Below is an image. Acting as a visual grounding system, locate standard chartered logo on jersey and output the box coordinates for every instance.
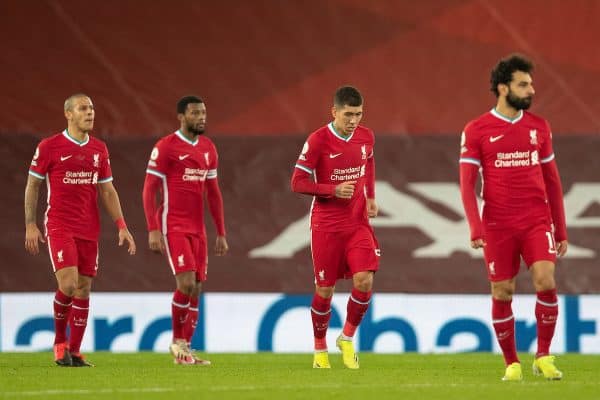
[495,150,538,167]
[63,170,98,184]
[250,181,599,259]
[330,165,365,181]
[182,168,207,181]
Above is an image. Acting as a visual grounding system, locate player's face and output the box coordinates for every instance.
[332,104,363,136]
[505,71,535,110]
[65,97,94,133]
[181,102,207,136]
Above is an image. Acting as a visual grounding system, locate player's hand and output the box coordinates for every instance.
[25,223,45,255]
[215,235,228,256]
[556,240,568,257]
[367,198,378,218]
[470,238,486,249]
[118,228,136,255]
[148,230,165,254]
[335,181,356,199]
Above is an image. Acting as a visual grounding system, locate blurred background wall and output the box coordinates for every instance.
[2,0,600,294]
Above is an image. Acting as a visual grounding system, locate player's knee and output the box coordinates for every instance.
[353,274,373,292]
[492,284,514,300]
[533,275,555,291]
[316,286,334,299]
[177,281,195,295]
[59,281,77,297]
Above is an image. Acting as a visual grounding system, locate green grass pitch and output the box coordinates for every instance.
[1,353,599,399]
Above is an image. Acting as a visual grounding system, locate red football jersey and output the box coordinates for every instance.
[459,109,556,228]
[295,123,374,232]
[146,130,218,234]
[28,130,113,240]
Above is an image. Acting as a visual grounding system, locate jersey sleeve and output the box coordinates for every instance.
[28,140,51,180]
[146,140,169,179]
[207,142,219,180]
[294,132,321,175]
[98,143,113,183]
[458,122,481,167]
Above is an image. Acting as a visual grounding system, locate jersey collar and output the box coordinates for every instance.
[490,108,523,124]
[62,129,89,146]
[175,129,199,146]
[327,122,354,142]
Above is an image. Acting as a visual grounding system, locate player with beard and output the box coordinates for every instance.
[459,55,567,381]
[143,96,228,365]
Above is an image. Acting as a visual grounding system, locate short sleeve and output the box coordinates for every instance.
[459,123,481,167]
[295,133,321,174]
[146,140,170,178]
[28,141,50,180]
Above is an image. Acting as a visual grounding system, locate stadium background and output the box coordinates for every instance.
[1,1,599,353]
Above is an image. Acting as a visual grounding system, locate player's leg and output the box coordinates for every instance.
[184,235,210,365]
[69,274,94,367]
[523,225,562,379]
[68,238,98,367]
[165,233,196,364]
[338,226,380,369]
[48,234,78,366]
[310,230,342,368]
[484,229,522,381]
[312,285,334,368]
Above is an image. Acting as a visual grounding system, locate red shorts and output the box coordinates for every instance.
[164,232,208,281]
[483,222,557,282]
[311,225,380,287]
[46,233,99,277]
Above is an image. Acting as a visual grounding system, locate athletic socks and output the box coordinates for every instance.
[53,290,72,345]
[311,294,332,351]
[171,289,190,341]
[343,289,372,338]
[492,297,519,365]
[68,297,89,355]
[184,296,199,344]
[535,288,558,358]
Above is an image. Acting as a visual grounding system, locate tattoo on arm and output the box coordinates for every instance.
[24,176,41,225]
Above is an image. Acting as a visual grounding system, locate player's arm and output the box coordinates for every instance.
[459,128,484,249]
[142,173,165,254]
[365,148,378,217]
[98,181,136,255]
[205,177,228,256]
[24,174,45,255]
[541,159,568,256]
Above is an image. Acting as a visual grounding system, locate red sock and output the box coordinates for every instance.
[311,294,332,351]
[536,288,558,358]
[172,290,190,341]
[492,298,519,365]
[53,290,72,345]
[69,297,89,355]
[343,289,371,338]
[184,296,199,344]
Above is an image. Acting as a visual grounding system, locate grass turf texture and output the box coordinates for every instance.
[1,353,599,399]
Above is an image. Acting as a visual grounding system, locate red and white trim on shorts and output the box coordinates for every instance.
[47,235,58,272]
[172,299,190,309]
[163,234,177,274]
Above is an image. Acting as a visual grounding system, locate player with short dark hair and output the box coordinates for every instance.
[24,94,136,367]
[460,54,567,381]
[143,95,228,365]
[292,86,380,369]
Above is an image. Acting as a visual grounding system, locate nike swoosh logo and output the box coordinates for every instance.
[329,153,342,158]
[489,135,504,143]
[60,155,72,161]
[179,154,190,160]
